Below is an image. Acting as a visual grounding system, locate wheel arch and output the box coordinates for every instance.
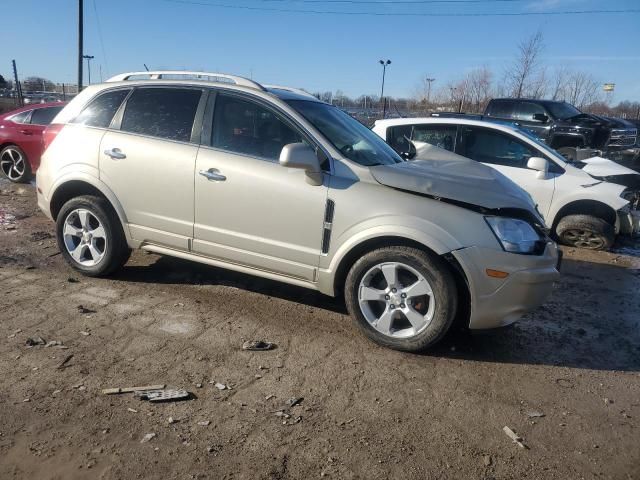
[550,199,617,231]
[49,178,133,244]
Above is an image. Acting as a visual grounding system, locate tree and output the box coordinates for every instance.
[0,74,7,89]
[504,31,545,98]
[565,70,600,108]
[22,76,56,92]
[465,66,493,112]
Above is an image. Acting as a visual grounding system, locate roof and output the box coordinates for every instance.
[373,116,525,135]
[0,101,66,118]
[491,98,566,105]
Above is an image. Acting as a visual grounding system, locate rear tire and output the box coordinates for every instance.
[344,246,458,352]
[0,145,32,183]
[56,195,131,276]
[555,214,614,250]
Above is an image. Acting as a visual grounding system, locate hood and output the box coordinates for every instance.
[370,143,538,213]
[577,156,640,178]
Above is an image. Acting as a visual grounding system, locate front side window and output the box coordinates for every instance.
[72,89,130,128]
[30,106,63,125]
[457,126,538,168]
[411,124,457,151]
[514,102,546,122]
[387,125,413,156]
[287,100,403,166]
[211,94,305,161]
[486,101,515,119]
[121,88,201,142]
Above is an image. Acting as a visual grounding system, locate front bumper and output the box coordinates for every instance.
[618,207,640,236]
[452,241,560,330]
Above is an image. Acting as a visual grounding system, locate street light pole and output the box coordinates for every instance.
[425,77,435,107]
[379,59,391,119]
[83,55,95,84]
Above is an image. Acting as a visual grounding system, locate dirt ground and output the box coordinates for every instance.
[0,177,639,480]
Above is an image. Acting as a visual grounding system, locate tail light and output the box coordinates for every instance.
[42,123,64,152]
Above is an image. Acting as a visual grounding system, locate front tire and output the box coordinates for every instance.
[555,214,615,250]
[0,145,32,183]
[56,195,131,276]
[344,246,458,352]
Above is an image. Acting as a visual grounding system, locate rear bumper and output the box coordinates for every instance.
[36,176,53,220]
[452,242,560,330]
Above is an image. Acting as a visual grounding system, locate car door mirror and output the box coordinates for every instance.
[527,156,549,179]
[279,143,323,186]
[532,113,548,123]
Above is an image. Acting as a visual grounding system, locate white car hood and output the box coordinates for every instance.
[578,156,639,177]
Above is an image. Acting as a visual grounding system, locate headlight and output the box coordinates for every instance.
[485,216,542,254]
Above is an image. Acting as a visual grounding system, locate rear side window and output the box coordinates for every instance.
[121,88,201,142]
[72,89,130,128]
[211,94,305,161]
[9,110,31,124]
[30,106,63,126]
[486,101,515,119]
[387,125,413,155]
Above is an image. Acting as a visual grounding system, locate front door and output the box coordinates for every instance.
[99,86,203,249]
[193,92,328,281]
[456,125,557,219]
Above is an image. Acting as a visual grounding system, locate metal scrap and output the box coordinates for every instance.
[503,426,528,449]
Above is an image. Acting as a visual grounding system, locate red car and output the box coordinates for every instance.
[0,102,66,183]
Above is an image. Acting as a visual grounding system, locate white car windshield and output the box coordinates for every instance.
[287,100,404,166]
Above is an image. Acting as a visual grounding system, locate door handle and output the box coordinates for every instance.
[199,168,226,182]
[20,129,33,136]
[104,148,126,160]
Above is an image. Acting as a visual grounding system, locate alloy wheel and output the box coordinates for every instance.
[358,261,436,339]
[0,148,26,181]
[562,229,605,249]
[62,209,108,266]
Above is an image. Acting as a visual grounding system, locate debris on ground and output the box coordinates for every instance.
[285,397,303,408]
[25,336,46,347]
[135,389,190,403]
[57,354,74,369]
[527,411,545,418]
[242,340,276,351]
[503,426,528,449]
[483,455,492,466]
[79,331,91,336]
[67,277,79,283]
[214,382,227,390]
[77,305,96,314]
[140,433,156,443]
[127,408,138,413]
[168,417,177,424]
[102,384,166,395]
[197,420,211,426]
[604,398,613,405]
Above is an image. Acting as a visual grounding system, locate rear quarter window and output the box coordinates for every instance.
[72,89,131,128]
[30,106,64,126]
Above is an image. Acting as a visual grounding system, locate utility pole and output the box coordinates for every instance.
[83,55,94,84]
[78,0,84,90]
[379,59,391,119]
[12,60,23,107]
[425,77,435,108]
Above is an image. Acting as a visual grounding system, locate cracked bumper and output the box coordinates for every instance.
[452,241,560,330]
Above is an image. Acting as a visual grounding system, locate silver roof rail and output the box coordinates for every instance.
[105,71,266,91]
[263,84,318,100]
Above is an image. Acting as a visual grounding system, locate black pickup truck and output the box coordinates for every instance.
[482,98,639,166]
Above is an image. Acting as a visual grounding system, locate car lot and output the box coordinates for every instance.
[1,177,639,479]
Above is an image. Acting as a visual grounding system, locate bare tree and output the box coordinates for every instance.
[465,66,493,112]
[565,71,600,108]
[504,31,545,98]
[550,66,570,100]
[23,76,56,92]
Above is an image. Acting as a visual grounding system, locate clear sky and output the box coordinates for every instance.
[3,0,640,101]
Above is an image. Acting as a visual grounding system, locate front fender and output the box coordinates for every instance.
[548,181,629,226]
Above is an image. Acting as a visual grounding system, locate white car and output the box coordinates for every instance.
[373,117,640,250]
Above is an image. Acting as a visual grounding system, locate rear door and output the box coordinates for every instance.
[25,106,64,169]
[456,125,556,218]
[99,87,205,250]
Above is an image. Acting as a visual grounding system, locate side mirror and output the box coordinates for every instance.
[279,143,323,186]
[532,113,548,123]
[527,156,549,179]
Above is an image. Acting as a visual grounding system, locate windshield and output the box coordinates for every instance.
[286,100,403,166]
[546,102,581,120]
